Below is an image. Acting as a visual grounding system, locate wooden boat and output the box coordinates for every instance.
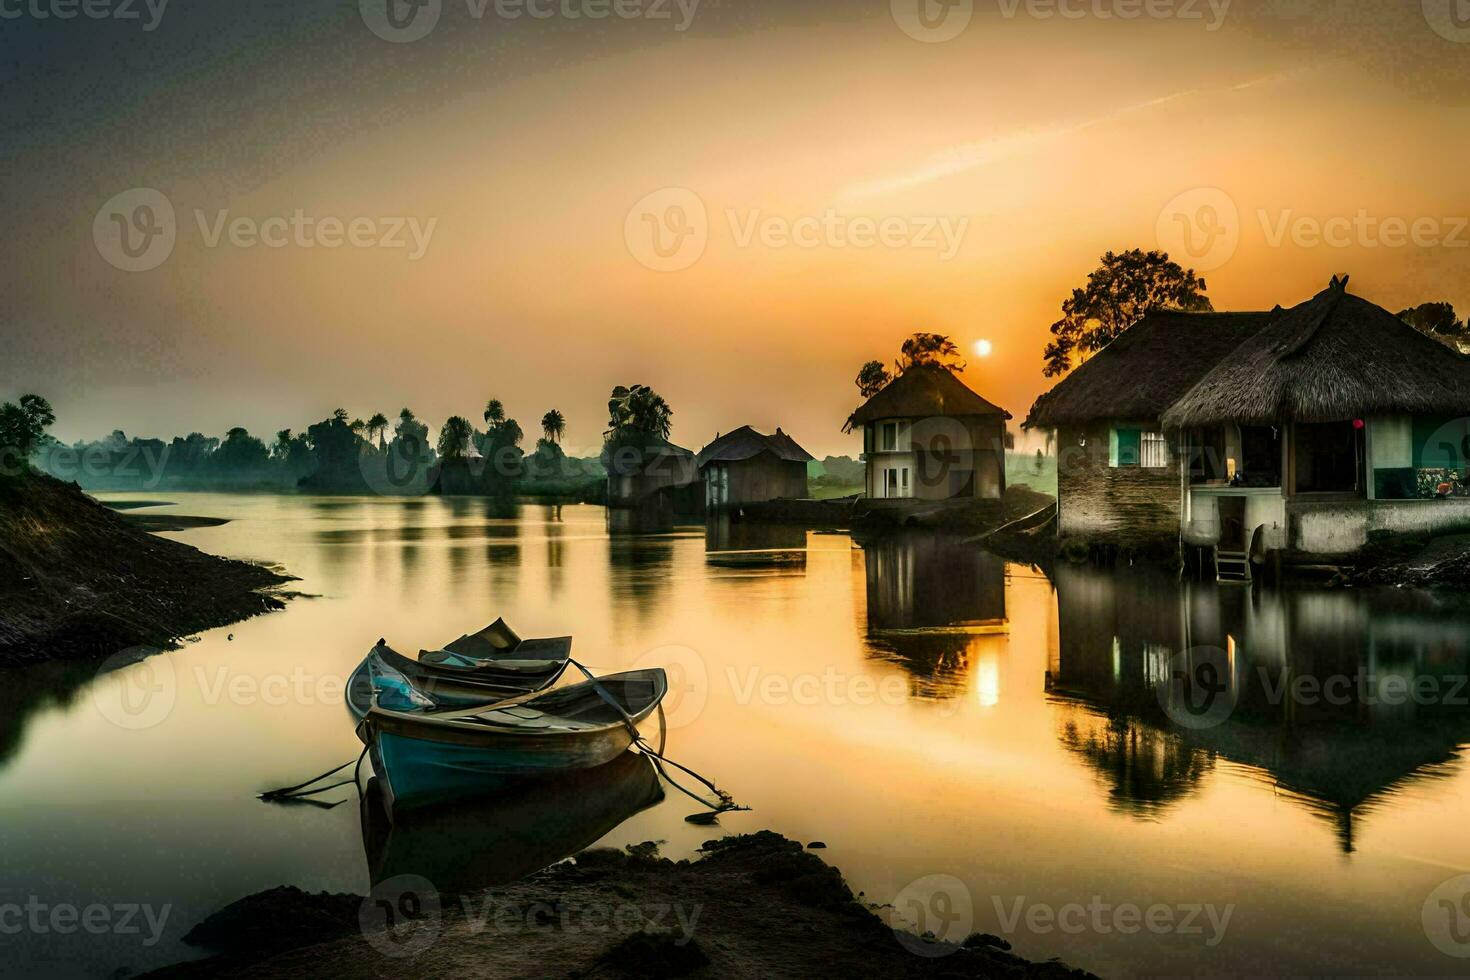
[359,749,664,890]
[357,668,668,809]
[418,617,572,670]
[345,639,569,720]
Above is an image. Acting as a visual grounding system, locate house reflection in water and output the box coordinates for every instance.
[704,516,808,570]
[1048,564,1470,851]
[860,532,1008,700]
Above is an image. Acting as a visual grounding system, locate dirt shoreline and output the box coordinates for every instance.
[0,473,294,666]
[143,832,1094,979]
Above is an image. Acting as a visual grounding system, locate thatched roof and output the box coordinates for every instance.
[849,366,1010,428]
[1024,311,1274,429]
[1162,278,1470,428]
[697,426,813,467]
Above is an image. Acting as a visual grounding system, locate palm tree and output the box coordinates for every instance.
[484,400,505,429]
[367,412,389,450]
[437,416,474,460]
[541,409,566,444]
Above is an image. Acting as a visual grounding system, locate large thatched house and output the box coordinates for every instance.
[696,426,813,510]
[1026,276,1470,562]
[849,365,1011,501]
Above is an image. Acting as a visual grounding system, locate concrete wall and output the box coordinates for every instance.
[1292,498,1470,554]
[1056,422,1180,543]
[864,416,1006,501]
[1183,489,1289,550]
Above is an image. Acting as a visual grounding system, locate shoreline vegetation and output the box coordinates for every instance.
[0,472,294,666]
[143,832,1093,979]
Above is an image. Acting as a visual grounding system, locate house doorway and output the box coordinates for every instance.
[1291,421,1365,495]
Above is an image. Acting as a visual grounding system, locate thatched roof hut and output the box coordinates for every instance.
[696,426,813,468]
[1162,277,1470,429]
[1024,311,1274,430]
[849,365,1010,431]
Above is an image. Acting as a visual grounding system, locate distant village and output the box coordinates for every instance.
[23,257,1470,578]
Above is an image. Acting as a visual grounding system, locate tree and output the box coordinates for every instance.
[855,360,892,400]
[898,333,965,373]
[0,394,56,469]
[349,417,366,441]
[541,409,566,444]
[332,407,350,424]
[438,416,474,460]
[367,412,389,450]
[213,426,269,472]
[606,385,672,441]
[273,429,294,461]
[1043,249,1213,377]
[484,400,505,428]
[1398,302,1468,351]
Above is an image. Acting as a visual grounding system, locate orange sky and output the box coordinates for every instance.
[7,1,1470,457]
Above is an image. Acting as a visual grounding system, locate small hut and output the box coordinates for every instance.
[847,365,1011,501]
[1027,276,1470,561]
[696,426,813,510]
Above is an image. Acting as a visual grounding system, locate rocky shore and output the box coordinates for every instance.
[144,833,1093,979]
[0,473,293,665]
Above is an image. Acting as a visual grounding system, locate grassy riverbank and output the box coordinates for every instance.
[0,473,293,665]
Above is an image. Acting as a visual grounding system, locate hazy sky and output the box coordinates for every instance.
[5,0,1470,457]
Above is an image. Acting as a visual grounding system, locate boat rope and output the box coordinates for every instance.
[565,657,746,817]
[259,744,368,802]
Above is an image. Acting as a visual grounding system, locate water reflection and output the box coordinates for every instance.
[360,751,664,895]
[704,516,807,569]
[859,533,1008,700]
[1049,564,1470,851]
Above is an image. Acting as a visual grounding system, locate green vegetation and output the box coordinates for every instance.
[0,394,56,475]
[1043,248,1212,377]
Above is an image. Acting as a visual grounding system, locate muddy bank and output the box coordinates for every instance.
[144,833,1093,979]
[1343,533,1470,589]
[0,473,292,665]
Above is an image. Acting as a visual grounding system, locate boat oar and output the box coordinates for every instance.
[565,658,748,821]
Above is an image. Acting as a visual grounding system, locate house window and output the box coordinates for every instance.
[1140,432,1168,468]
[1111,427,1167,468]
[881,466,912,499]
[880,422,899,452]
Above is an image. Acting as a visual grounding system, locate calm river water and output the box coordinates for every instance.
[4,493,1470,977]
